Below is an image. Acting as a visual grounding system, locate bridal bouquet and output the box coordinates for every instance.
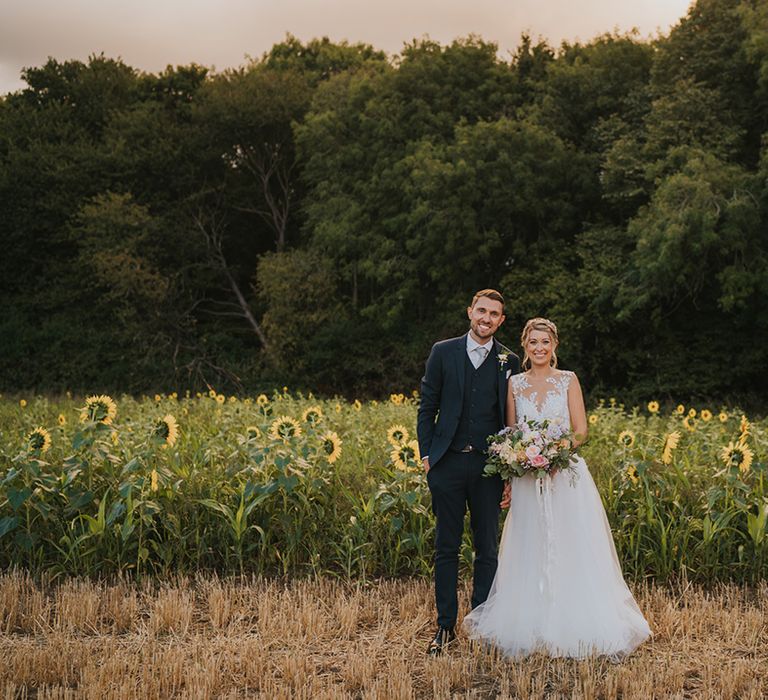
[484,418,578,481]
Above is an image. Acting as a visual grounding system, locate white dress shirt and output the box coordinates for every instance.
[466,334,493,369]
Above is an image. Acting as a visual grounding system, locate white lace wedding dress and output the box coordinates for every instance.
[463,370,651,658]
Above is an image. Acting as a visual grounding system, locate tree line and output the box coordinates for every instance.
[1,0,767,403]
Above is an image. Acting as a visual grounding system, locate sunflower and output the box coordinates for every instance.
[739,415,750,440]
[718,412,728,423]
[27,427,52,454]
[154,394,162,402]
[390,393,405,405]
[57,414,66,426]
[682,416,696,432]
[722,440,754,474]
[617,430,636,448]
[386,424,410,448]
[626,465,639,485]
[153,414,179,447]
[588,414,599,425]
[335,403,342,413]
[302,406,323,425]
[676,404,685,415]
[19,399,27,408]
[353,399,362,411]
[215,394,225,405]
[208,389,217,398]
[82,395,118,425]
[700,409,713,422]
[256,394,269,407]
[688,408,697,418]
[246,425,261,439]
[391,440,421,470]
[228,396,237,404]
[661,431,681,465]
[321,431,343,464]
[647,401,659,414]
[269,416,302,441]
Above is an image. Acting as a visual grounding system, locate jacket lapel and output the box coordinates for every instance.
[455,334,468,401]
[494,338,508,425]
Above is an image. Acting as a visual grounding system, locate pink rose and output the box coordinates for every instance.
[525,445,541,460]
[531,454,549,468]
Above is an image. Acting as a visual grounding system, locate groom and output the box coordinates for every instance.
[417,289,520,656]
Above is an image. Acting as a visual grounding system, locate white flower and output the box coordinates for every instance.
[525,444,541,460]
[546,423,564,440]
[499,443,516,465]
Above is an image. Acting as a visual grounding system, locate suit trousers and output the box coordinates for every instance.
[427,449,504,629]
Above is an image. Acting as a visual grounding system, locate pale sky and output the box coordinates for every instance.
[0,0,693,95]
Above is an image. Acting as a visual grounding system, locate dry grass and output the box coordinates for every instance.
[0,572,766,699]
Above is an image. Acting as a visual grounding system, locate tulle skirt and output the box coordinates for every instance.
[463,456,651,659]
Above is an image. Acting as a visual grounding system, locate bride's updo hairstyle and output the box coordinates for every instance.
[520,317,559,370]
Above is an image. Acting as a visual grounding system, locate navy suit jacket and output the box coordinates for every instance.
[417,333,520,467]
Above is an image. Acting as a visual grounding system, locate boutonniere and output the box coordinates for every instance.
[498,352,509,369]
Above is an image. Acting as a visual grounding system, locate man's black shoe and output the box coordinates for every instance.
[426,627,456,656]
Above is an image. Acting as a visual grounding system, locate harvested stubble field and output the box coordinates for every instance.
[1,573,766,699]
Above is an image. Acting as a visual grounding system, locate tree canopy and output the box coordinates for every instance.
[2,2,767,404]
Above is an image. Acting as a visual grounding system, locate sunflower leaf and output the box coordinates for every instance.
[7,487,32,511]
[0,516,19,538]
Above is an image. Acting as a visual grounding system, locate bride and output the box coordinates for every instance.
[463,317,651,658]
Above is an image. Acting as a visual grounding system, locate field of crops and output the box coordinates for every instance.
[0,391,766,581]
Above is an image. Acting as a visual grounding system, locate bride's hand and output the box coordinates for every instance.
[500,481,511,509]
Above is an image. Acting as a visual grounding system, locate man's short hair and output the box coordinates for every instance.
[471,289,505,311]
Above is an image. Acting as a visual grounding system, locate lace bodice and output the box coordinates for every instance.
[510,370,575,425]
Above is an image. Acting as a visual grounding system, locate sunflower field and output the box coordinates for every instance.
[0,391,765,582]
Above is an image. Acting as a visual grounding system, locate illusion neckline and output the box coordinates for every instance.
[514,371,572,414]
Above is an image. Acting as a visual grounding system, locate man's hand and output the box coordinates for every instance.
[422,457,430,473]
[500,481,511,508]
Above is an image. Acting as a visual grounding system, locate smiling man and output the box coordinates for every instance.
[417,289,521,656]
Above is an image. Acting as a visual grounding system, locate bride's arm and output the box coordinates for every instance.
[505,380,517,428]
[567,373,588,447]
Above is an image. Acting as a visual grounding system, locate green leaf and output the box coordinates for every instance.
[1,468,20,486]
[0,516,19,538]
[72,431,94,450]
[106,500,126,526]
[7,486,32,510]
[199,499,234,520]
[66,488,95,511]
[120,520,136,543]
[121,457,141,476]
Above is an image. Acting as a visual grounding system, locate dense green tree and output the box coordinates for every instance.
[2,3,767,401]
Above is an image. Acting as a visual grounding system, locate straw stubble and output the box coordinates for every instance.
[0,573,766,698]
